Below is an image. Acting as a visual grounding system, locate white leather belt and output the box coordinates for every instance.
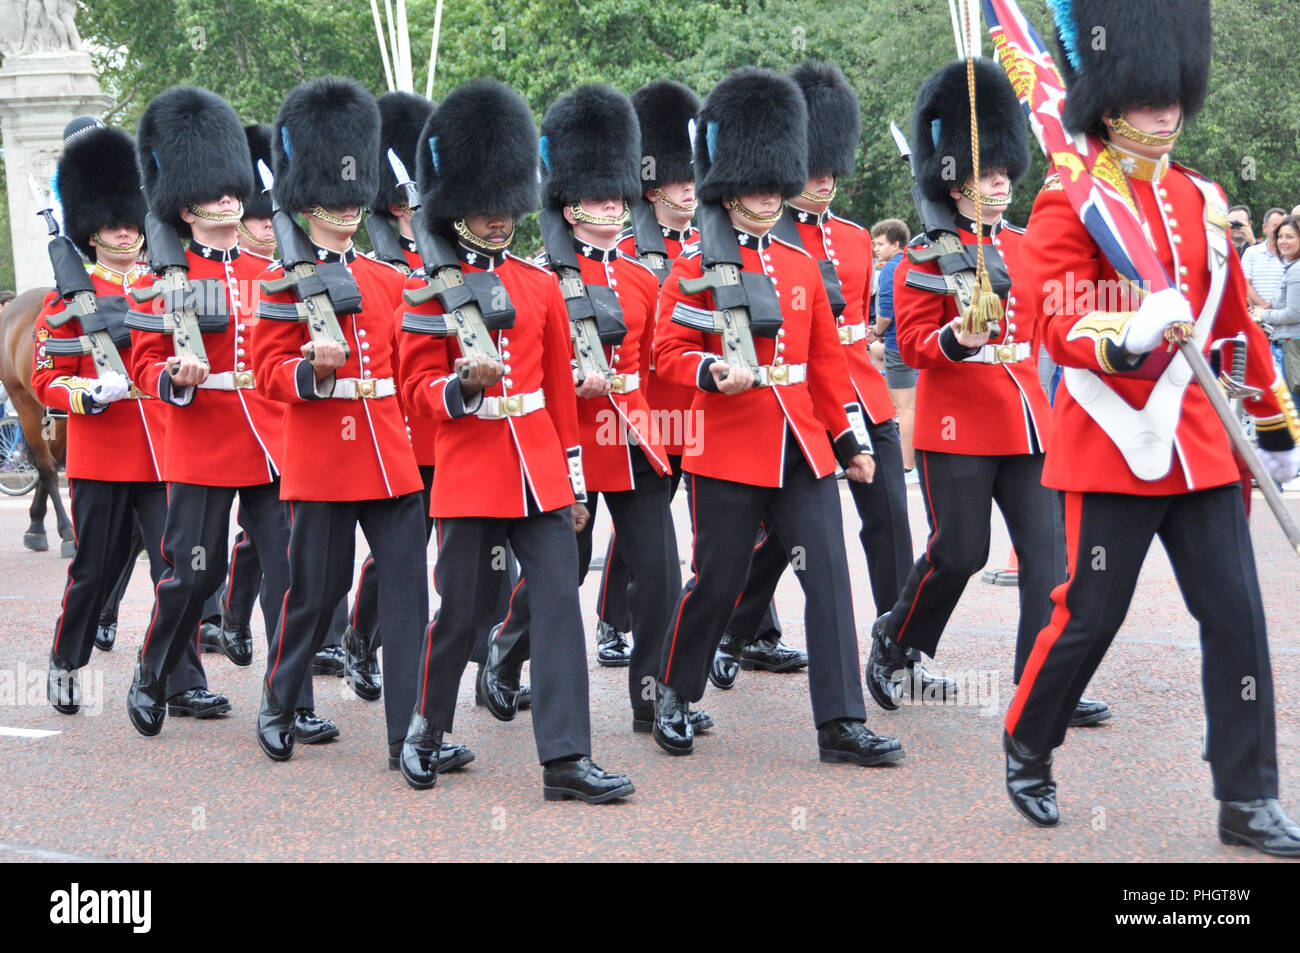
[332,377,396,399]
[838,323,867,345]
[197,370,257,390]
[610,371,640,394]
[963,342,1032,365]
[477,389,546,419]
[755,362,807,387]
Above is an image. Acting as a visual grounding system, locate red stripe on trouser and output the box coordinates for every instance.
[268,501,294,690]
[597,531,617,616]
[139,483,175,657]
[349,556,373,626]
[894,451,938,641]
[662,474,698,682]
[1004,491,1083,736]
[223,532,241,612]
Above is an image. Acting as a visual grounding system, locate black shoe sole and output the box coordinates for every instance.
[127,707,165,738]
[399,764,438,790]
[1218,827,1300,857]
[652,729,693,756]
[543,781,635,803]
[740,658,808,673]
[221,648,254,668]
[294,727,340,744]
[257,733,295,763]
[346,679,382,702]
[865,669,902,712]
[596,656,632,668]
[94,640,114,652]
[1007,792,1059,827]
[167,703,232,718]
[819,746,905,767]
[1068,709,1113,728]
[51,704,81,715]
[708,671,738,691]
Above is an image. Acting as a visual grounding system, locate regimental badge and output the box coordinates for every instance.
[35,327,53,369]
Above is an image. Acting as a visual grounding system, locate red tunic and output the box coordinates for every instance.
[790,209,896,424]
[252,248,422,502]
[32,267,166,482]
[893,221,1052,456]
[399,251,582,518]
[129,244,284,486]
[654,230,862,487]
[1018,163,1296,495]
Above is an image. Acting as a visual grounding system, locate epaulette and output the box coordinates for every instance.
[1041,172,1064,193]
[508,251,550,273]
[680,242,701,259]
[616,226,635,243]
[617,250,657,277]
[770,234,812,258]
[828,212,865,232]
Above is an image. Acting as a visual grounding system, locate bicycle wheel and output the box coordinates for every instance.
[0,415,39,496]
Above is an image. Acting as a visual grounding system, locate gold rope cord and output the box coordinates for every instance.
[960,0,1004,336]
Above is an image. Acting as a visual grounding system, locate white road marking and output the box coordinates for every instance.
[0,726,61,738]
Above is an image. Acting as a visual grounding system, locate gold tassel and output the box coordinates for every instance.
[962,271,1004,335]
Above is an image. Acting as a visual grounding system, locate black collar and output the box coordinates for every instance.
[733,227,773,251]
[190,240,240,262]
[457,241,507,269]
[399,234,418,254]
[791,206,831,227]
[953,212,1002,238]
[661,224,694,243]
[315,244,358,265]
[574,236,619,263]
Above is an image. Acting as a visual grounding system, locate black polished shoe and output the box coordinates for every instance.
[126,657,167,737]
[651,682,694,756]
[47,656,81,715]
[633,707,713,734]
[217,612,254,667]
[311,645,346,677]
[865,614,907,712]
[387,740,475,772]
[1004,731,1058,827]
[516,684,532,711]
[342,624,382,701]
[399,712,443,790]
[94,621,116,652]
[542,756,635,803]
[595,620,632,668]
[709,633,742,690]
[167,687,232,718]
[900,649,960,705]
[1219,799,1300,858]
[817,718,905,766]
[1068,696,1112,727]
[477,640,523,722]
[256,680,294,762]
[198,617,223,654]
[741,633,808,673]
[292,708,340,744]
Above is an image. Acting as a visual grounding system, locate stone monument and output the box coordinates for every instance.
[0,1,111,290]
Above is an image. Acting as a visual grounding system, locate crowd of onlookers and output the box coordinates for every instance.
[1235,204,1300,402]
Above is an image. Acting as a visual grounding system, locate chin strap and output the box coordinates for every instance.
[653,188,696,213]
[727,197,782,224]
[453,218,514,251]
[309,206,363,227]
[569,201,630,227]
[1105,114,1184,148]
[91,231,145,255]
[187,201,244,223]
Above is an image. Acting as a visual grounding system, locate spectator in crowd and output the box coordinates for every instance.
[1229,205,1256,257]
[1292,204,1300,218]
[1242,207,1287,309]
[869,218,917,474]
[1251,215,1300,401]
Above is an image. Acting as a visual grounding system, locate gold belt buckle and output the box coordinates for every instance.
[356,378,376,399]
[610,375,626,394]
[502,395,522,416]
[235,370,255,389]
[996,344,1015,364]
[769,364,788,385]
[838,326,852,345]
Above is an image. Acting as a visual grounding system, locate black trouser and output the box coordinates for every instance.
[265,493,428,744]
[596,453,685,632]
[1007,485,1278,801]
[660,439,868,728]
[349,466,435,643]
[97,521,144,628]
[140,480,290,694]
[495,447,680,712]
[417,506,591,764]
[51,479,168,671]
[879,449,1061,681]
[727,417,915,642]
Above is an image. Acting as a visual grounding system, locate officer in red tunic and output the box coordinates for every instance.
[126,87,292,736]
[653,67,898,765]
[38,121,172,714]
[397,79,633,801]
[250,77,440,769]
[477,84,691,735]
[1003,1,1300,856]
[593,80,702,667]
[862,60,1109,727]
[717,61,915,688]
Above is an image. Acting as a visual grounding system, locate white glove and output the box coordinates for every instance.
[1259,447,1300,484]
[89,372,131,404]
[1122,288,1194,354]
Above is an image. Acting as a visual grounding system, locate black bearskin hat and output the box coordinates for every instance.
[790,61,860,179]
[631,81,700,191]
[136,86,252,236]
[912,58,1030,205]
[242,124,274,220]
[272,76,380,213]
[62,116,103,146]
[417,80,539,229]
[54,125,147,260]
[1048,0,1211,137]
[539,84,641,209]
[373,91,435,219]
[693,67,807,203]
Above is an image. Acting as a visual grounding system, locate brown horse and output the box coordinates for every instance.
[0,287,75,556]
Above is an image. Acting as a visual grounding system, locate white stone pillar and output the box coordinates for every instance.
[0,51,111,291]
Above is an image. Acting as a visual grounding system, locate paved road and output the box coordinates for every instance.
[1,480,1296,862]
